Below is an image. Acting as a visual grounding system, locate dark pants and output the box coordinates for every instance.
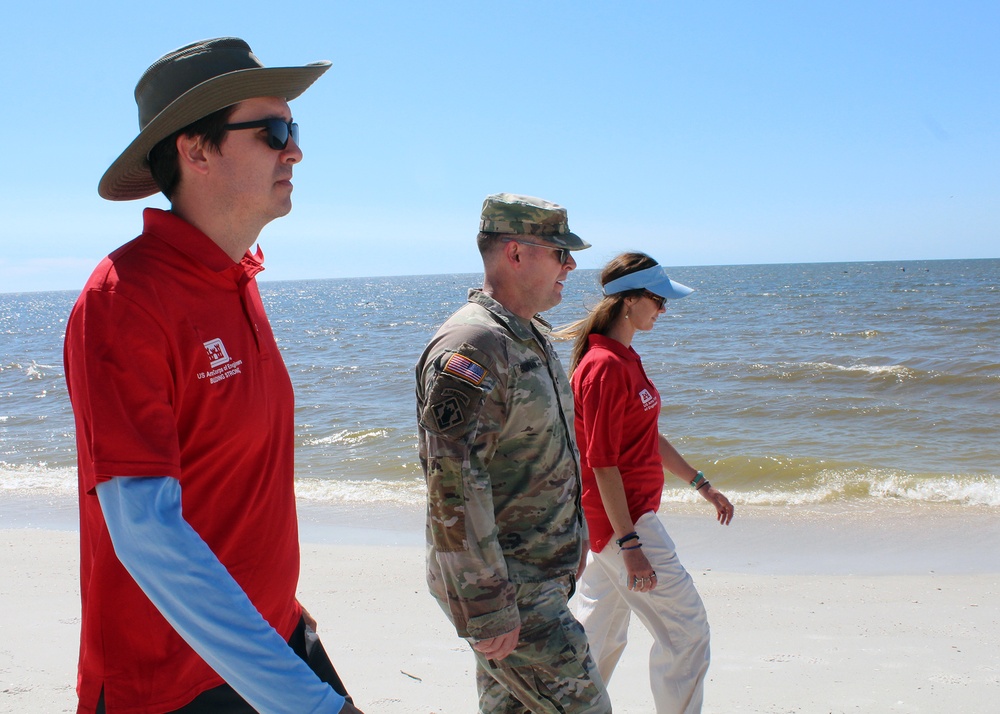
[96,616,351,713]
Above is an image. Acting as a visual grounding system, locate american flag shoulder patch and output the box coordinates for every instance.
[443,353,488,385]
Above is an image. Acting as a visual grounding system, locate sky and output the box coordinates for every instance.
[1,1,997,294]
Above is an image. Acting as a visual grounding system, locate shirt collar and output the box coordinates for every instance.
[468,288,551,344]
[142,208,265,282]
[587,333,640,362]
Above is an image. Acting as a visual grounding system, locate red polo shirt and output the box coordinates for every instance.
[64,208,300,713]
[572,334,665,553]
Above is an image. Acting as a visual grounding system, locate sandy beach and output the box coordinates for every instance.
[2,501,998,714]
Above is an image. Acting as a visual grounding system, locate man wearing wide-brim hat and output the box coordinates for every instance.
[64,38,363,714]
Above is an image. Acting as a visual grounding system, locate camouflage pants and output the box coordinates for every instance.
[474,576,612,714]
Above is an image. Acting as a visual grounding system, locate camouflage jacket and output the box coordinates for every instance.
[415,289,586,640]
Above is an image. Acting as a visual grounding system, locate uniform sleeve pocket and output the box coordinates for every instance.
[419,347,495,440]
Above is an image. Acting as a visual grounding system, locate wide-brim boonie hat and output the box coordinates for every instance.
[480,193,590,250]
[602,264,694,300]
[99,37,331,201]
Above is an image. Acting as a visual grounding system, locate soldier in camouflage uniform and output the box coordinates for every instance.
[416,194,613,713]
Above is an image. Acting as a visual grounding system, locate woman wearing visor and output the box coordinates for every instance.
[562,252,734,713]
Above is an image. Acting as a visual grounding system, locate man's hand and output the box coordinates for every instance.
[472,625,522,661]
[577,538,590,580]
[299,603,317,631]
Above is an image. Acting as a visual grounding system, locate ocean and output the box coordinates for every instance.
[1,258,998,528]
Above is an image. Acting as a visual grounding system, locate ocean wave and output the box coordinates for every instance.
[661,456,1000,508]
[294,475,425,506]
[25,360,56,380]
[305,428,390,447]
[742,361,919,383]
[293,462,1000,510]
[0,462,77,494]
[3,459,997,513]
[829,329,880,339]
[816,362,916,379]
[732,360,1000,390]
[0,360,60,380]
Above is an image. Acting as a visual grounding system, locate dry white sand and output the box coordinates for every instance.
[2,502,998,713]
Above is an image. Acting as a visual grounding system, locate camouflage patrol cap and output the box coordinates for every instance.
[480,193,591,250]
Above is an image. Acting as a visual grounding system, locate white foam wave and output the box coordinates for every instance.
[4,462,995,512]
[744,360,919,382]
[829,330,880,339]
[305,428,390,447]
[0,463,77,494]
[0,464,428,508]
[870,473,1000,507]
[807,361,918,380]
[662,487,839,507]
[25,360,57,380]
[662,469,1000,508]
[294,476,425,506]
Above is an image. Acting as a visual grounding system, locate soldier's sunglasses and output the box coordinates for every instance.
[502,238,571,266]
[223,118,299,150]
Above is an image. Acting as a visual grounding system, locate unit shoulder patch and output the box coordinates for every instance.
[419,347,495,439]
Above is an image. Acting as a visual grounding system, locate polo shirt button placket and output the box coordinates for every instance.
[235,267,262,353]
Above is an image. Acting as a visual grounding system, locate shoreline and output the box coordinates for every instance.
[5,491,999,575]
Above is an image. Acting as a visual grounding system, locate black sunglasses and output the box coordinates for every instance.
[643,290,666,309]
[501,238,571,266]
[223,118,299,150]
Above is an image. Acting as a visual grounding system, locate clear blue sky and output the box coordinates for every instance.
[2,1,997,293]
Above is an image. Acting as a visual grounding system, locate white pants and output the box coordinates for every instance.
[575,512,710,714]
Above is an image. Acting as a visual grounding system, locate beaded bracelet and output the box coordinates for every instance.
[696,479,711,491]
[615,531,639,547]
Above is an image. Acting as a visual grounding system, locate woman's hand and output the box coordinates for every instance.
[701,485,734,525]
[622,546,657,593]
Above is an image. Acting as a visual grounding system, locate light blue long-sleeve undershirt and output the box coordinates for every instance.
[96,476,345,714]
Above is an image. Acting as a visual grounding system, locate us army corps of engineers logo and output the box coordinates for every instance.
[196,338,244,385]
[203,338,230,368]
